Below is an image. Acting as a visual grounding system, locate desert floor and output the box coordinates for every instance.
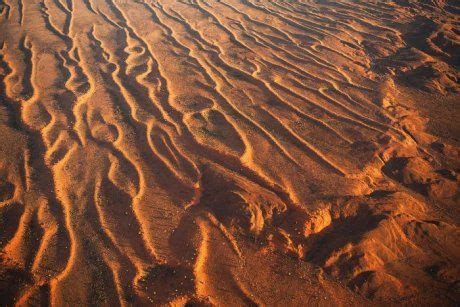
[0,0,459,305]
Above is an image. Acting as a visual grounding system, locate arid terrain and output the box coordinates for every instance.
[0,0,459,305]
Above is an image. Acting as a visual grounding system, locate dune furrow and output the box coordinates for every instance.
[82,28,190,258]
[169,1,388,140]
[137,3,311,171]
[239,0,368,55]
[152,5,358,172]
[17,0,23,25]
[1,0,459,305]
[1,34,73,299]
[1,1,11,20]
[151,6,309,166]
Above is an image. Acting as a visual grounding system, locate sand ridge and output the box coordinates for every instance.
[0,0,459,305]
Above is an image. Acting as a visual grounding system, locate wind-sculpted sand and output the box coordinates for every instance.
[0,0,459,305]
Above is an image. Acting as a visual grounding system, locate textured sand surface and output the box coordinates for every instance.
[0,0,459,305]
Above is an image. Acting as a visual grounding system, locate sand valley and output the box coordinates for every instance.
[0,0,459,305]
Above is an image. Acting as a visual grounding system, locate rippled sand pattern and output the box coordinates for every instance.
[1,0,459,305]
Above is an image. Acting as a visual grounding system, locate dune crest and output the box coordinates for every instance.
[1,0,459,305]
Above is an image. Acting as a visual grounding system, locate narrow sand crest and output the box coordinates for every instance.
[1,0,459,305]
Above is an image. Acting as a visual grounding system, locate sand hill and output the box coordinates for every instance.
[0,0,459,305]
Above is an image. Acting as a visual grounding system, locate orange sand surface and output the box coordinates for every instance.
[0,0,459,305]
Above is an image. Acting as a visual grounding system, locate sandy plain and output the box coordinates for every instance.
[0,0,459,305]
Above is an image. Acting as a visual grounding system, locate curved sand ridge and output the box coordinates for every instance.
[0,0,459,305]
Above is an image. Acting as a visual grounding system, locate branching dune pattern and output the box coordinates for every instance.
[0,0,459,305]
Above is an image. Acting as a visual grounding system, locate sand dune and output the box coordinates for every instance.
[0,0,459,305]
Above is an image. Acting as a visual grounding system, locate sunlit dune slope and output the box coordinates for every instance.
[0,0,459,305]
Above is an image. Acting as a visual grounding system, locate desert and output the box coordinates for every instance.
[0,0,459,305]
